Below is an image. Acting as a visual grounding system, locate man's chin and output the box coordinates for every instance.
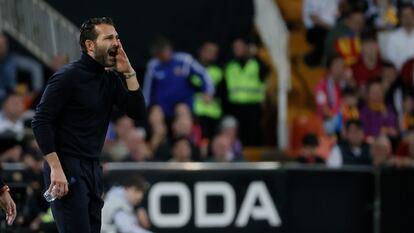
[104,57,116,67]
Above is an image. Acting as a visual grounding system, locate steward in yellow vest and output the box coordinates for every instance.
[191,42,225,139]
[224,38,269,146]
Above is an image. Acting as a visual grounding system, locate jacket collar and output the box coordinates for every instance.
[79,52,105,73]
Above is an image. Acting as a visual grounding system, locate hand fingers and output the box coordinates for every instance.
[56,183,65,198]
[63,182,69,196]
[117,39,123,49]
[47,181,56,193]
[56,182,68,198]
[6,201,16,225]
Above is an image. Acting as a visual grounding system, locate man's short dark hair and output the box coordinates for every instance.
[340,1,366,19]
[325,54,343,69]
[366,78,383,90]
[121,175,148,191]
[381,60,396,69]
[360,28,377,42]
[346,119,363,130]
[150,37,172,56]
[79,17,114,53]
[342,87,357,97]
[171,135,191,148]
[302,133,319,147]
[398,3,414,18]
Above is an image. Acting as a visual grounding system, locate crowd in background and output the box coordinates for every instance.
[298,0,414,168]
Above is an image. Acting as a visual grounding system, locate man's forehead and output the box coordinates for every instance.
[95,24,118,37]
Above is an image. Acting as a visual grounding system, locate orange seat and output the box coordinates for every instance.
[288,113,325,157]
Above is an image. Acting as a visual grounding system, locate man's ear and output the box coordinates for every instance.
[85,40,95,53]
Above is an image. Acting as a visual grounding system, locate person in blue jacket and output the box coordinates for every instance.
[143,38,214,119]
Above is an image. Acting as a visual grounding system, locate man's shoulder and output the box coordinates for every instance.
[48,62,80,84]
[388,28,405,39]
[173,52,193,62]
[146,58,160,69]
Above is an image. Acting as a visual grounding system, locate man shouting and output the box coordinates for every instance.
[32,17,146,233]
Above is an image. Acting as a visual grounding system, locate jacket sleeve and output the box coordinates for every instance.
[113,74,147,122]
[188,57,214,95]
[142,60,157,106]
[31,73,72,155]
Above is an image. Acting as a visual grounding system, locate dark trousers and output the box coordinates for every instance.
[228,103,262,146]
[198,116,220,139]
[43,155,104,233]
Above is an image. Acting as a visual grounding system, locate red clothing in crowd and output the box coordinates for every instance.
[400,57,414,87]
[315,76,342,118]
[351,58,382,87]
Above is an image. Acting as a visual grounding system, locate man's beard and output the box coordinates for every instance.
[94,45,116,67]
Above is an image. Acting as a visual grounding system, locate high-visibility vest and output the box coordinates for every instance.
[192,65,223,119]
[41,208,54,223]
[225,58,265,104]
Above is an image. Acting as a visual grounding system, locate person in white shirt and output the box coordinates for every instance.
[303,0,340,66]
[0,94,25,140]
[327,120,372,167]
[386,3,414,70]
[101,176,152,233]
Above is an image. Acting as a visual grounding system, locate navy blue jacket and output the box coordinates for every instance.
[32,53,146,159]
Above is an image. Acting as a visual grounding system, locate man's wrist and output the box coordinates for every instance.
[45,152,63,170]
[0,185,10,195]
[123,71,136,79]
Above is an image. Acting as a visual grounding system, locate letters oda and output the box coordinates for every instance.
[148,181,282,228]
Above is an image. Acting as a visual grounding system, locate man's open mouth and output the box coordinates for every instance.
[108,48,118,57]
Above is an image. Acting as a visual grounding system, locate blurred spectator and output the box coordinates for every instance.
[0,33,16,106]
[170,136,193,162]
[400,92,414,132]
[143,37,214,119]
[210,134,242,162]
[315,55,346,135]
[173,103,202,147]
[102,175,152,233]
[0,32,44,106]
[396,126,414,155]
[0,144,22,163]
[366,0,399,30]
[296,133,325,164]
[224,38,269,146]
[380,61,404,120]
[219,116,243,156]
[123,128,151,162]
[106,116,136,162]
[400,56,414,87]
[327,120,372,167]
[386,3,414,70]
[303,0,340,66]
[338,87,360,132]
[324,7,365,65]
[359,80,399,138]
[147,105,170,161]
[48,54,69,72]
[0,93,26,140]
[192,42,224,139]
[351,30,382,89]
[371,135,393,166]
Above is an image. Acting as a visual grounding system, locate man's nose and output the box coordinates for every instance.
[113,39,120,48]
